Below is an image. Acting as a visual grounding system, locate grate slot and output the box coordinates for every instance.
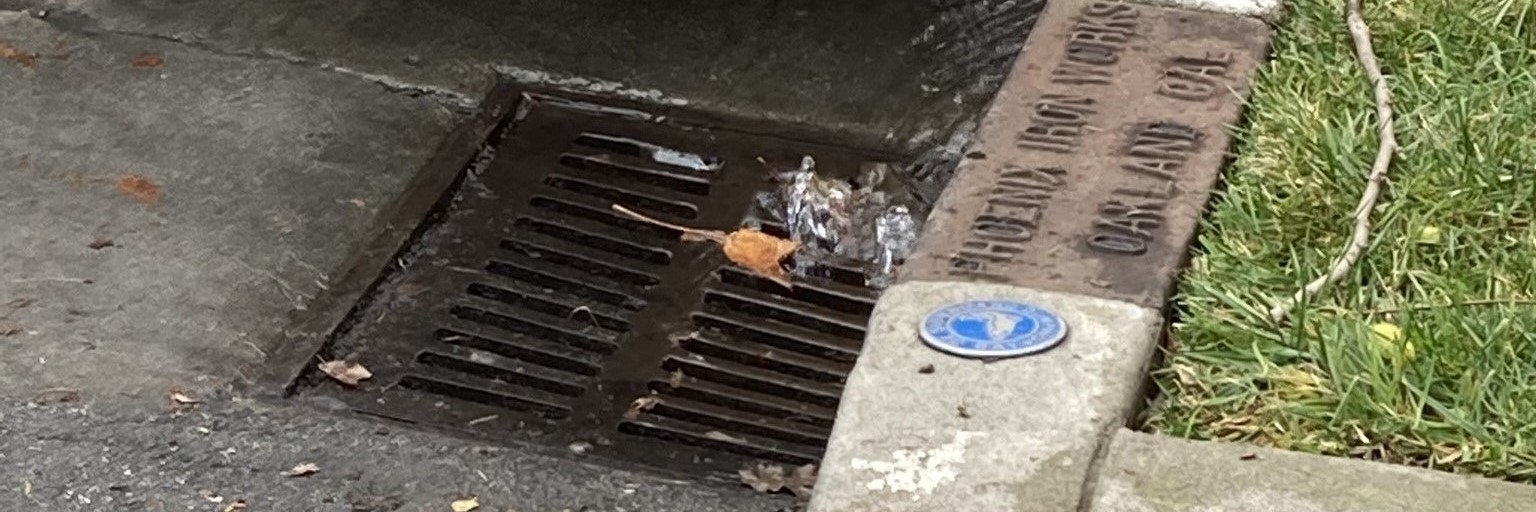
[618,416,820,465]
[437,323,604,376]
[512,216,673,265]
[544,175,699,220]
[559,153,711,196]
[702,287,866,340]
[417,346,588,396]
[571,132,723,176]
[649,377,836,429]
[691,311,860,362]
[450,302,621,354]
[718,266,876,317]
[677,330,851,383]
[467,281,632,332]
[661,354,842,408]
[485,258,647,310]
[498,234,662,288]
[529,193,680,240]
[397,368,572,419]
[640,396,830,446]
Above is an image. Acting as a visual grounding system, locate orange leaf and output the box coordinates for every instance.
[130,52,164,68]
[721,229,799,288]
[1,42,38,68]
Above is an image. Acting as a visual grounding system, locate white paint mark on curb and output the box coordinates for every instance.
[850,431,985,501]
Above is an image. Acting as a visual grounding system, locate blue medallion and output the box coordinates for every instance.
[919,299,1067,358]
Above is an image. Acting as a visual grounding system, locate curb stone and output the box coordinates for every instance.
[1129,0,1284,22]
[899,0,1270,310]
[809,282,1161,512]
[812,0,1274,510]
[1092,430,1536,512]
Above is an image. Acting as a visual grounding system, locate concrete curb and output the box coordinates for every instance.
[811,0,1275,510]
[810,283,1160,511]
[1092,430,1536,512]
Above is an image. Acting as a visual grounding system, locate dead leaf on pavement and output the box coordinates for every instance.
[739,463,818,499]
[1,42,38,68]
[0,322,21,336]
[288,462,320,477]
[116,174,161,204]
[222,498,248,512]
[168,386,201,407]
[318,360,372,387]
[450,497,480,512]
[612,204,799,288]
[623,396,660,420]
[88,237,116,250]
[130,52,164,68]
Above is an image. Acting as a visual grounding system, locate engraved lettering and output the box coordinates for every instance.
[1089,122,1202,256]
[948,166,1067,277]
[1015,95,1096,153]
[1061,2,1141,69]
[1052,61,1113,85]
[1156,52,1234,101]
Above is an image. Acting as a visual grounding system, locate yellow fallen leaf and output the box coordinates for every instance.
[318,360,373,386]
[1416,225,1442,245]
[450,497,480,512]
[1371,322,1402,343]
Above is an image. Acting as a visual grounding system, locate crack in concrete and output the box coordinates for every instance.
[10,6,482,110]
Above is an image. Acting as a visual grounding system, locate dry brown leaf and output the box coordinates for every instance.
[116,175,161,204]
[739,463,818,499]
[721,229,799,288]
[623,396,660,420]
[130,52,164,68]
[223,499,248,512]
[0,322,21,336]
[318,360,372,387]
[287,462,320,477]
[450,497,480,512]
[168,386,201,407]
[88,237,116,250]
[1,42,37,68]
[611,204,798,288]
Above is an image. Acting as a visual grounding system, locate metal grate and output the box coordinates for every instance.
[299,91,891,480]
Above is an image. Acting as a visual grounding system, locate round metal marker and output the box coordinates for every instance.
[919,299,1068,358]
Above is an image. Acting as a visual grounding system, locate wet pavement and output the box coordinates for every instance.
[0,0,1039,509]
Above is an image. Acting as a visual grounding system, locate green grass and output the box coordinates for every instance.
[1143,0,1536,480]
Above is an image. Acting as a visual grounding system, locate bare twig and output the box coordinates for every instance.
[611,204,726,244]
[1270,0,1397,323]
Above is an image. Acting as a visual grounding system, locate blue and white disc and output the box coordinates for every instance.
[919,299,1068,358]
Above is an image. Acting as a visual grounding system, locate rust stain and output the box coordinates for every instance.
[1,41,38,68]
[116,174,162,204]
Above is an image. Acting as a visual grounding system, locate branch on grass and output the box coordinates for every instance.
[1269,0,1398,323]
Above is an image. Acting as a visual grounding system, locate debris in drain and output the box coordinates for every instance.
[739,463,818,499]
[318,359,372,387]
[623,396,660,420]
[755,156,922,289]
[613,204,800,288]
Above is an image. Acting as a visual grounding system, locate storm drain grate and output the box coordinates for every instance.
[297,91,894,479]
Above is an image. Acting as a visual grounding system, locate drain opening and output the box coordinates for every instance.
[294,90,898,480]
